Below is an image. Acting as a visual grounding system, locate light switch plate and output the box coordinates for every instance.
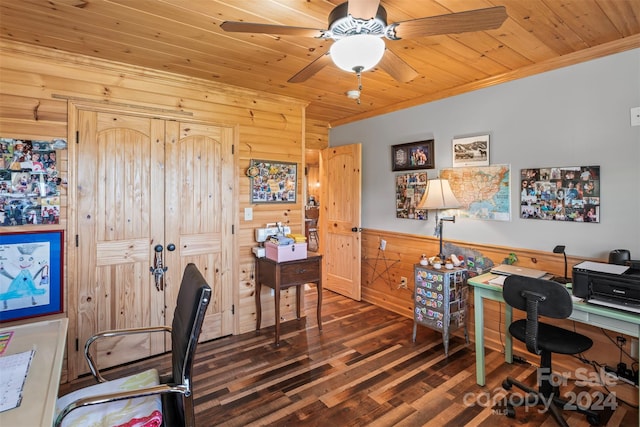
[631,107,640,127]
[244,207,253,221]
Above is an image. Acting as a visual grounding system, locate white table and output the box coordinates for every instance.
[0,318,68,427]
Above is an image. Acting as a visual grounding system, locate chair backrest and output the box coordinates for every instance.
[168,263,211,423]
[503,275,573,318]
[306,207,319,231]
[503,275,572,354]
[305,206,319,220]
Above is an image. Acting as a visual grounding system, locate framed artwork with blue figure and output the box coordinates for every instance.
[0,230,63,322]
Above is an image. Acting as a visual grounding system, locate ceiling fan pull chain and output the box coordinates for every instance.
[356,70,363,104]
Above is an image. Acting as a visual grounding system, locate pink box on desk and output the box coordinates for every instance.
[265,242,307,262]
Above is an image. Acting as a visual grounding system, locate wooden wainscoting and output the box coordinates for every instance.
[361,228,587,319]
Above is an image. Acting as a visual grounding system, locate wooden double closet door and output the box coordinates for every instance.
[68,107,235,378]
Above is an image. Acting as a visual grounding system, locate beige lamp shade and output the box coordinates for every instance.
[417,179,461,210]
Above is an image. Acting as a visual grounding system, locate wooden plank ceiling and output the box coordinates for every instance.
[1,0,639,126]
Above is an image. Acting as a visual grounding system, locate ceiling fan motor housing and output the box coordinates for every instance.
[328,2,388,38]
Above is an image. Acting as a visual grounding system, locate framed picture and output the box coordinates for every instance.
[395,172,429,220]
[452,134,490,167]
[520,166,600,222]
[0,230,64,322]
[391,140,434,171]
[1,137,63,227]
[249,159,297,203]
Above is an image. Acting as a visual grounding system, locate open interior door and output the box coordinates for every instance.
[320,144,362,300]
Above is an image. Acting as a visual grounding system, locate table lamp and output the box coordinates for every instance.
[417,178,461,261]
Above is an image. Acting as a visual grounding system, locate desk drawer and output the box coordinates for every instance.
[280,261,320,284]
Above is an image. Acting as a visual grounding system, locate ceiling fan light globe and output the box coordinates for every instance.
[330,35,385,72]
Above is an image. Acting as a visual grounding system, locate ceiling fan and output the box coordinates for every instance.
[221,0,507,85]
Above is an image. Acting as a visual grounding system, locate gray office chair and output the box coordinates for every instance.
[55,263,211,427]
[499,275,607,427]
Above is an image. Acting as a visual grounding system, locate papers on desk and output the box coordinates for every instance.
[0,350,35,413]
[488,275,506,286]
[574,261,629,275]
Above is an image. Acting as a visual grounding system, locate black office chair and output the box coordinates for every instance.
[500,275,605,427]
[55,263,211,427]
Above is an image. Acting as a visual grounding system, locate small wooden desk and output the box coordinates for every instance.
[255,254,322,346]
[0,317,68,427]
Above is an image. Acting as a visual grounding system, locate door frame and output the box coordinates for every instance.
[66,101,239,379]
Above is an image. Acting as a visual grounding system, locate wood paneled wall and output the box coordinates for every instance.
[305,119,329,151]
[0,41,320,348]
[304,119,327,204]
[361,228,638,405]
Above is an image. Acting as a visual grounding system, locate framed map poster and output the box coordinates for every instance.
[440,165,511,221]
[520,166,600,222]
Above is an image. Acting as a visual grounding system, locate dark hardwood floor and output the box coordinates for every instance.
[60,289,638,426]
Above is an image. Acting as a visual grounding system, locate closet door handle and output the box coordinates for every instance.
[150,244,167,291]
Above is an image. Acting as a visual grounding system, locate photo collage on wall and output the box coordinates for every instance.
[0,138,65,226]
[249,160,297,203]
[520,166,600,222]
[395,172,428,220]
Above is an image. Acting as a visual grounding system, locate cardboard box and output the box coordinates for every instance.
[265,241,307,262]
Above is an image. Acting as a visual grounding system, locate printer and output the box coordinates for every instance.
[572,261,640,313]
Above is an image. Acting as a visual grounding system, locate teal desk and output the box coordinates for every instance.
[469,273,640,387]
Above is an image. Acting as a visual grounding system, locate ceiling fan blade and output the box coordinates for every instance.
[220,21,326,38]
[347,0,381,20]
[378,49,419,83]
[391,6,507,39]
[288,52,333,83]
